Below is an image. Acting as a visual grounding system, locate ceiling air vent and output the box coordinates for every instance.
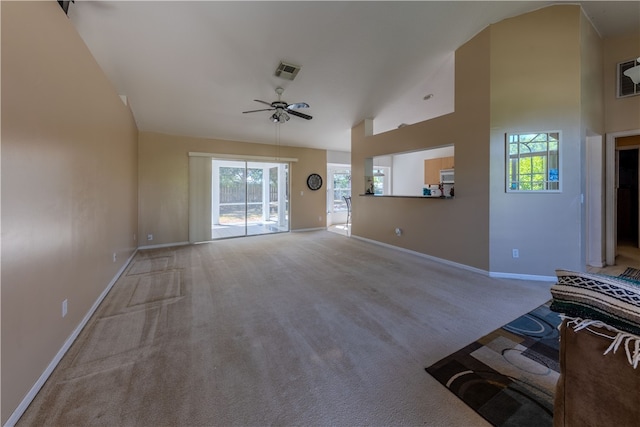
[275,62,301,81]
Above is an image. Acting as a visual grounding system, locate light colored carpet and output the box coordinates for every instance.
[18,230,553,426]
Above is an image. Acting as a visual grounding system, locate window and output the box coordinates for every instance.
[331,169,351,212]
[507,132,560,192]
[618,58,640,98]
[372,167,390,195]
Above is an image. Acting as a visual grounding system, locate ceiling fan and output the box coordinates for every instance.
[243,87,312,123]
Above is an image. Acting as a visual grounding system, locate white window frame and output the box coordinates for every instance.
[506,131,561,193]
[328,167,351,214]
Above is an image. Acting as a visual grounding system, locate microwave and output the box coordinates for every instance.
[440,169,454,184]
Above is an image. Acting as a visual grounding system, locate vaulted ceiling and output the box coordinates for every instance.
[68,1,640,152]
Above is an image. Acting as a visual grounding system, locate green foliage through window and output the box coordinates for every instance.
[373,169,385,195]
[507,132,560,192]
[332,170,351,212]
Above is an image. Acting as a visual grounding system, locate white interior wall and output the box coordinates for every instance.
[392,151,427,196]
[373,52,455,135]
[327,150,351,165]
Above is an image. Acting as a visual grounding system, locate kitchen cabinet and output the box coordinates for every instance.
[424,156,454,185]
[424,159,440,185]
[441,156,455,170]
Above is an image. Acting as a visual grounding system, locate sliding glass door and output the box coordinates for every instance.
[213,161,247,239]
[211,160,289,240]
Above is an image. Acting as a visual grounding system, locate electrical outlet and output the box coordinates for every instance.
[147,234,153,241]
[512,249,519,258]
[395,228,402,236]
[133,233,137,241]
[113,252,117,262]
[62,299,68,318]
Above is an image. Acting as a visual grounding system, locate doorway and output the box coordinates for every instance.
[326,165,351,227]
[604,131,640,269]
[617,148,639,246]
[212,160,289,239]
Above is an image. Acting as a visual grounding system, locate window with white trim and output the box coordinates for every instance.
[331,168,351,212]
[507,132,560,192]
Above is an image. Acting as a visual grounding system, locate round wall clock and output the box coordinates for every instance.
[306,173,323,191]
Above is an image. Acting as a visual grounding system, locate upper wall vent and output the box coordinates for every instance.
[275,62,301,81]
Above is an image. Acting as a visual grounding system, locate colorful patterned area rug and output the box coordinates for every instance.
[425,302,561,427]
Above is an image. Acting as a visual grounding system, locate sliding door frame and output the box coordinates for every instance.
[188,152,297,243]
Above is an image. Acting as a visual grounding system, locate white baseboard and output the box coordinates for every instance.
[292,227,326,233]
[137,241,190,250]
[350,235,556,282]
[351,235,489,276]
[4,250,138,427]
[489,271,556,282]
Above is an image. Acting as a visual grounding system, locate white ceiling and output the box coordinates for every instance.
[68,1,640,152]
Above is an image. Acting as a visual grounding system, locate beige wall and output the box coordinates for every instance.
[353,5,601,277]
[1,1,139,424]
[580,10,605,137]
[490,5,586,276]
[604,31,640,133]
[351,28,491,271]
[139,131,327,245]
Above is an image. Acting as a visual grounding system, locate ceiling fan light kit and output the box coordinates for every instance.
[271,111,290,123]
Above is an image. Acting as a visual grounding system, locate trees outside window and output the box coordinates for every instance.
[507,132,560,192]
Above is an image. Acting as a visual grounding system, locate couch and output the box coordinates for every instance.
[550,270,640,427]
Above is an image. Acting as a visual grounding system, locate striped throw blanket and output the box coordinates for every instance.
[551,269,640,368]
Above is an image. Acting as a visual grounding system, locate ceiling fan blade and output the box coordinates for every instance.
[287,109,312,120]
[243,108,275,114]
[253,99,274,107]
[287,102,309,109]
